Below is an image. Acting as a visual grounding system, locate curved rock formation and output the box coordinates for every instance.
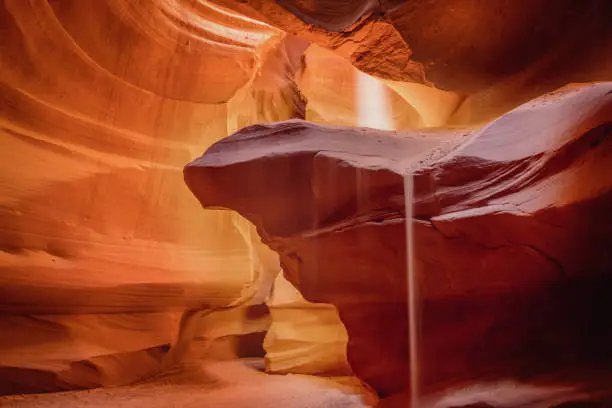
[211,0,612,123]
[231,214,351,377]
[0,0,313,394]
[265,273,352,376]
[3,0,612,403]
[184,82,612,400]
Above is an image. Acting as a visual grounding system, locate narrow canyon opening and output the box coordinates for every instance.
[1,1,612,408]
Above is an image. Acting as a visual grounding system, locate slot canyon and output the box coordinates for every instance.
[1,0,612,407]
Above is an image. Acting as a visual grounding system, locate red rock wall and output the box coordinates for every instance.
[184,83,612,400]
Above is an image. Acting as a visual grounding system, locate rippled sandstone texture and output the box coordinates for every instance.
[185,83,612,400]
[2,0,612,402]
[0,0,348,395]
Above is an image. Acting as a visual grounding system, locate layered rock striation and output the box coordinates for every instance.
[3,0,612,401]
[0,0,320,394]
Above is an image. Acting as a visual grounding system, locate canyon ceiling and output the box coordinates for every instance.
[1,0,612,406]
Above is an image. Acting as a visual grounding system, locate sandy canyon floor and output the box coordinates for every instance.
[0,360,372,408]
[2,359,611,408]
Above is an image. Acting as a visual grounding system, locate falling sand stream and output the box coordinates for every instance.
[354,70,612,408]
[404,175,419,408]
[355,68,420,407]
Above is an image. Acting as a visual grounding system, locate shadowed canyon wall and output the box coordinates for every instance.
[185,83,612,403]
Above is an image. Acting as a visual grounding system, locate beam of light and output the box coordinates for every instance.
[355,69,419,407]
[355,70,394,130]
[404,174,419,408]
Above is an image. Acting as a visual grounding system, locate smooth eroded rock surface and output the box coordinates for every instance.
[3,0,612,403]
[185,82,612,399]
[211,0,612,123]
[0,0,331,394]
